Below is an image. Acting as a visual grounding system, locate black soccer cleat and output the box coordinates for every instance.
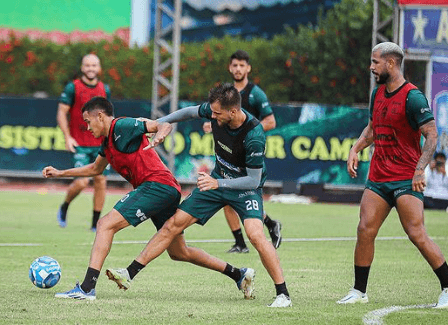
[227,244,249,253]
[268,220,282,249]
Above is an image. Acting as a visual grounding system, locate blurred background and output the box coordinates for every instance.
[0,0,447,203]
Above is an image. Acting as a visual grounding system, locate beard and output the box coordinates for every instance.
[375,71,389,84]
[232,74,246,83]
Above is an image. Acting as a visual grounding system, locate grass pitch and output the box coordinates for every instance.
[0,189,447,324]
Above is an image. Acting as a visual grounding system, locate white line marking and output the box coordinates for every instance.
[362,304,434,325]
[2,236,447,247]
[0,243,43,247]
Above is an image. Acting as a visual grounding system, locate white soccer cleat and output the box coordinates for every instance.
[337,288,368,304]
[268,293,292,307]
[237,268,255,299]
[434,288,448,309]
[106,268,132,290]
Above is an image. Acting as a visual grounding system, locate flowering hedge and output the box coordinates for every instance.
[0,0,376,104]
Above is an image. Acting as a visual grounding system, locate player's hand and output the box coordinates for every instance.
[347,149,359,178]
[65,136,78,153]
[197,172,218,191]
[412,170,426,192]
[42,166,62,178]
[203,122,212,133]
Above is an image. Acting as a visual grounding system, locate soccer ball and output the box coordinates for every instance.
[29,256,61,289]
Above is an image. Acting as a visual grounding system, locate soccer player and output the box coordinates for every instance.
[56,54,111,231]
[43,97,254,301]
[107,83,291,307]
[203,50,282,253]
[337,42,448,308]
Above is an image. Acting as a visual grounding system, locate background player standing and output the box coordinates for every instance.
[56,54,111,231]
[204,50,282,253]
[337,42,448,308]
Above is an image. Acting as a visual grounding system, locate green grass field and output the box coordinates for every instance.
[1,189,448,324]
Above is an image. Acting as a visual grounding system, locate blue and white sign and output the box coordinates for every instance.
[402,8,448,55]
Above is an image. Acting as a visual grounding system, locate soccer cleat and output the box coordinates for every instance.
[106,268,132,290]
[236,267,255,299]
[54,282,96,300]
[268,293,292,307]
[268,220,282,249]
[227,244,249,253]
[57,206,67,228]
[337,288,368,304]
[434,288,448,309]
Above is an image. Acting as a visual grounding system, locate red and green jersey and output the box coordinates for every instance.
[99,118,181,191]
[368,82,434,182]
[59,79,111,147]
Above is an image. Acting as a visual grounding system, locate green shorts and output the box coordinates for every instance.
[366,179,424,207]
[114,182,181,229]
[74,146,110,175]
[179,187,264,226]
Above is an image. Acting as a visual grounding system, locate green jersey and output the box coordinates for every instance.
[240,82,273,120]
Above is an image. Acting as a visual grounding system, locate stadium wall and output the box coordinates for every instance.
[0,97,369,193]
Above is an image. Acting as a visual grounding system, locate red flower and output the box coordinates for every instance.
[310,75,319,84]
[108,68,121,81]
[329,79,337,88]
[6,55,14,64]
[350,76,357,85]
[285,59,292,68]
[0,43,12,53]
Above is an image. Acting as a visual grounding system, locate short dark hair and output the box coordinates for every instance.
[434,152,446,160]
[82,96,114,116]
[230,50,250,64]
[208,83,241,110]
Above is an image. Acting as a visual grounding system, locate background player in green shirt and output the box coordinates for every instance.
[56,54,111,231]
[108,84,292,307]
[204,50,282,253]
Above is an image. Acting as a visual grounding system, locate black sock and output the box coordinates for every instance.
[81,267,100,293]
[264,215,275,229]
[60,202,69,220]
[223,263,241,282]
[434,261,448,290]
[275,282,289,297]
[354,265,370,293]
[92,210,101,228]
[232,229,246,248]
[127,260,145,280]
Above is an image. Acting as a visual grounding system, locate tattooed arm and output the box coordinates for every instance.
[347,120,374,178]
[413,120,437,192]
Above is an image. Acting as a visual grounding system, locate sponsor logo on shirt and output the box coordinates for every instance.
[250,152,263,157]
[217,140,232,154]
[420,107,431,114]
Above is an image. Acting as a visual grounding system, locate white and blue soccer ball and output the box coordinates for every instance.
[29,256,61,289]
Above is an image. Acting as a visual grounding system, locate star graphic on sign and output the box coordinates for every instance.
[412,10,428,42]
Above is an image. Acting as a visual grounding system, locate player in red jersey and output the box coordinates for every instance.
[337,42,448,308]
[43,97,254,301]
[56,54,111,231]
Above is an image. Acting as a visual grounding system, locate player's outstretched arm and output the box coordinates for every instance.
[413,120,437,192]
[157,105,200,124]
[347,120,374,178]
[141,120,173,150]
[42,155,108,179]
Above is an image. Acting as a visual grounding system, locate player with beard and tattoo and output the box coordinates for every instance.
[56,54,111,232]
[203,50,282,253]
[337,42,448,308]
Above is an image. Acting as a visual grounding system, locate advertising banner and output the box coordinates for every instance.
[402,7,448,56]
[0,98,370,186]
[432,61,448,155]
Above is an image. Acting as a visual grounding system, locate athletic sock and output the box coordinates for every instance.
[275,282,289,297]
[60,202,69,220]
[232,229,246,248]
[81,267,100,293]
[92,210,101,229]
[354,265,370,294]
[223,263,241,282]
[434,261,448,290]
[264,215,275,229]
[127,260,145,280]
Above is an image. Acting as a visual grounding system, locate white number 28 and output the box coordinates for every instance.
[245,200,259,211]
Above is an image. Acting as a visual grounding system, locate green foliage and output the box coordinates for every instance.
[0,0,381,104]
